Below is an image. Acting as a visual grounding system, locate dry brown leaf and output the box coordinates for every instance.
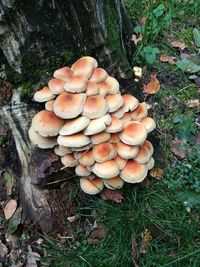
[89,227,105,239]
[132,34,142,45]
[140,229,152,254]
[172,139,192,159]
[160,54,176,64]
[3,199,17,220]
[99,188,124,203]
[186,99,200,109]
[139,16,147,25]
[171,39,186,50]
[143,74,160,94]
[150,168,164,179]
[131,234,139,267]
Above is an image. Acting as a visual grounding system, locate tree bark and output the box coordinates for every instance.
[0,0,134,232]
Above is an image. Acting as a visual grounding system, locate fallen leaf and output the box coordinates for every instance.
[26,245,40,267]
[139,16,147,25]
[99,189,124,203]
[172,139,192,159]
[186,99,200,109]
[89,227,105,239]
[3,199,17,220]
[160,54,176,64]
[150,168,164,179]
[171,39,186,50]
[143,74,160,94]
[132,33,142,45]
[131,234,139,267]
[140,229,152,254]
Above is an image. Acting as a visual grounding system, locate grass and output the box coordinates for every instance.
[39,0,200,266]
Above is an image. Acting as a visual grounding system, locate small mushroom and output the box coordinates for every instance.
[53,66,73,82]
[92,142,115,163]
[103,176,124,190]
[48,78,65,94]
[80,177,104,195]
[120,160,147,184]
[34,86,55,102]
[92,160,119,179]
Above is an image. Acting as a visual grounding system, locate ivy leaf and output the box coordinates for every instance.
[142,46,160,64]
[176,59,200,73]
[7,207,22,234]
[193,28,200,48]
[153,4,164,17]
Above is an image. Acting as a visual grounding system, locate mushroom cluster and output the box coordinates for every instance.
[29,56,156,195]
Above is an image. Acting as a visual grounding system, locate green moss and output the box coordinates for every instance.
[0,135,6,146]
[19,81,34,100]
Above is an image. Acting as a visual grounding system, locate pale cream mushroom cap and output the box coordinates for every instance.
[111,106,125,118]
[54,92,86,119]
[57,133,90,147]
[119,121,147,146]
[105,77,120,94]
[54,145,72,156]
[64,76,88,93]
[71,143,93,151]
[31,110,64,137]
[45,99,55,111]
[86,82,99,96]
[105,116,123,133]
[75,164,91,176]
[61,154,78,167]
[79,150,95,166]
[105,94,124,113]
[114,155,127,170]
[48,78,65,94]
[82,95,108,119]
[28,127,57,149]
[80,177,104,195]
[71,57,97,78]
[59,116,90,135]
[98,81,110,97]
[103,176,124,190]
[146,157,155,170]
[117,141,139,159]
[34,86,55,102]
[84,114,111,135]
[92,142,115,163]
[53,66,73,82]
[143,140,154,157]
[140,117,156,133]
[120,160,147,184]
[91,132,111,145]
[134,146,152,164]
[90,68,108,83]
[92,160,119,179]
[122,94,139,112]
[130,102,148,121]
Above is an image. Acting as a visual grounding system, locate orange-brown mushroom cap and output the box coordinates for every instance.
[71,56,98,78]
[75,164,91,176]
[64,76,88,93]
[90,68,108,83]
[31,110,64,137]
[34,86,55,102]
[86,82,99,96]
[103,176,124,190]
[82,95,108,119]
[129,102,148,121]
[92,142,115,163]
[122,94,139,112]
[114,155,127,170]
[120,160,147,183]
[54,92,86,119]
[53,66,73,82]
[146,157,155,170]
[140,117,156,133]
[83,114,111,135]
[134,145,151,163]
[92,160,119,179]
[106,116,123,133]
[48,78,65,94]
[117,141,139,159]
[79,149,95,166]
[119,121,147,145]
[143,140,154,157]
[91,132,111,145]
[105,94,124,113]
[80,177,104,195]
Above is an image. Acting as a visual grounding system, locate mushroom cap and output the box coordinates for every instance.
[105,77,119,94]
[80,177,104,195]
[61,154,78,167]
[64,76,88,93]
[79,150,95,166]
[117,141,139,159]
[111,106,125,118]
[54,145,72,156]
[71,57,97,78]
[71,143,93,151]
[109,133,120,144]
[103,176,124,190]
[98,81,110,97]
[86,82,99,96]
[140,117,156,133]
[114,155,127,170]
[92,160,119,179]
[53,66,73,82]
[59,116,90,135]
[84,114,111,135]
[120,160,147,183]
[75,164,91,176]
[90,68,108,83]
[48,78,65,94]
[119,121,147,145]
[134,146,152,163]
[146,157,155,170]
[91,132,111,145]
[105,116,123,133]
[54,92,86,119]
[34,86,55,102]
[45,99,55,111]
[31,110,64,137]
[82,95,108,119]
[28,127,57,149]
[129,102,148,121]
[57,133,90,147]
[112,143,118,158]
[122,94,139,112]
[92,142,115,163]
[105,94,124,112]
[143,140,154,157]
[120,113,131,125]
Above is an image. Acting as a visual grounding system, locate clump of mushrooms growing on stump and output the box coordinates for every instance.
[29,56,156,195]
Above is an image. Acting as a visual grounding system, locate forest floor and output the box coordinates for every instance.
[0,1,200,267]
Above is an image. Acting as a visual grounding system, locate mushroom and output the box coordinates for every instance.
[146,157,155,170]
[140,117,156,133]
[114,155,127,170]
[54,145,72,156]
[92,160,119,179]
[86,82,99,96]
[105,94,124,113]
[34,86,55,102]
[58,133,90,147]
[82,95,108,119]
[64,76,88,93]
[91,132,111,145]
[61,154,78,167]
[71,56,97,78]
[103,176,124,190]
[48,78,65,94]
[79,149,95,166]
[53,66,73,82]
[117,141,139,159]
[92,142,115,163]
[105,116,123,133]
[75,164,91,176]
[59,116,90,135]
[120,160,147,184]
[45,99,55,111]
[129,102,148,121]
[90,68,108,83]
[28,127,57,149]
[80,177,104,195]
[83,114,111,135]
